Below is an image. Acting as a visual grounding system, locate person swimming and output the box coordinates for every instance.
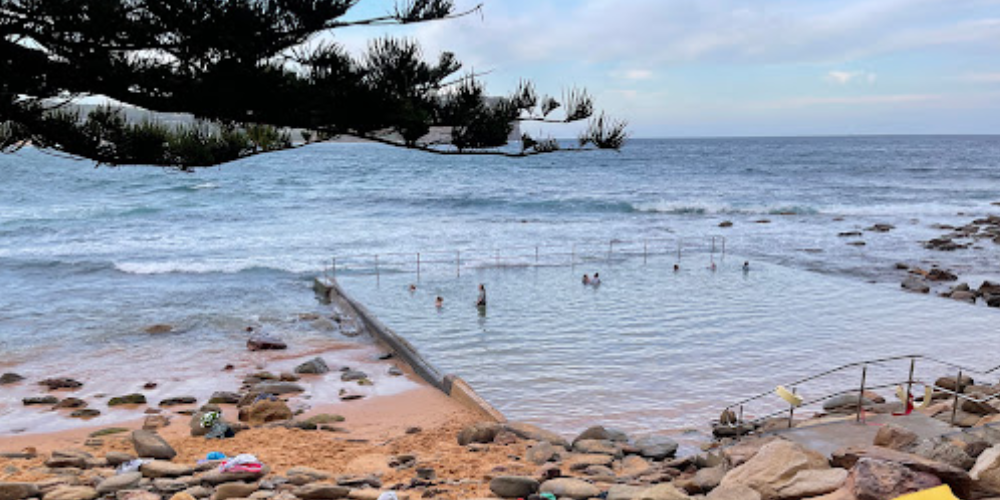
[742,261,750,272]
[435,296,443,308]
[673,264,679,272]
[709,261,717,272]
[590,272,601,286]
[582,274,591,285]
[408,284,417,293]
[476,284,487,307]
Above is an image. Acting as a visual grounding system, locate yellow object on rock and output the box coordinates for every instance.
[775,385,803,407]
[894,485,959,500]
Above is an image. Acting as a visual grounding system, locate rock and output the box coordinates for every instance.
[295,358,330,375]
[339,370,367,382]
[619,455,652,477]
[151,479,187,493]
[866,224,895,232]
[926,269,958,281]
[970,444,1000,494]
[776,468,848,499]
[196,467,270,485]
[0,483,40,500]
[936,375,974,393]
[105,452,136,467]
[108,394,146,406]
[847,240,866,246]
[43,486,97,500]
[524,441,557,465]
[0,373,25,385]
[830,445,971,498]
[911,439,974,470]
[573,439,620,456]
[902,276,930,293]
[823,394,874,412]
[246,335,287,351]
[294,484,349,500]
[564,453,613,471]
[457,421,501,445]
[719,221,733,228]
[978,280,1000,297]
[489,476,539,498]
[39,378,83,390]
[573,425,629,444]
[850,458,941,500]
[838,231,862,237]
[69,409,100,418]
[635,435,679,460]
[241,399,293,425]
[23,395,59,405]
[504,422,570,449]
[208,392,241,404]
[539,478,600,500]
[145,324,174,334]
[387,367,403,377]
[54,398,87,409]
[873,423,918,451]
[160,396,197,407]
[131,430,176,460]
[251,382,304,395]
[706,484,761,500]
[96,473,142,494]
[607,485,646,500]
[214,483,259,500]
[720,440,829,499]
[141,461,193,478]
[304,414,345,426]
[171,493,198,500]
[678,466,725,495]
[115,491,160,500]
[962,398,999,416]
[950,291,977,304]
[286,467,330,483]
[636,483,690,500]
[45,454,88,469]
[143,415,171,430]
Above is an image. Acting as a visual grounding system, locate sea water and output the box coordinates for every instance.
[2,137,1000,436]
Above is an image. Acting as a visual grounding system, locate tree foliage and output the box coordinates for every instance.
[0,0,627,168]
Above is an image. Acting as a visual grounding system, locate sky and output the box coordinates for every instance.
[334,0,1000,138]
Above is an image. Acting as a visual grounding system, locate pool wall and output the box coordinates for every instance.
[315,277,505,423]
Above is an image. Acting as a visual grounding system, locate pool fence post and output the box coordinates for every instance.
[535,246,539,263]
[856,364,868,423]
[374,255,379,284]
[643,240,648,264]
[951,369,963,427]
[608,240,613,262]
[456,251,461,278]
[332,258,336,277]
[416,253,421,281]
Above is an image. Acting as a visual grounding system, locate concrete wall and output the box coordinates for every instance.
[315,277,505,423]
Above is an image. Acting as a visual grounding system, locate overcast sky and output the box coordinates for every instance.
[337,0,1000,138]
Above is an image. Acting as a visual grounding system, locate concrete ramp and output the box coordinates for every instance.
[770,413,955,457]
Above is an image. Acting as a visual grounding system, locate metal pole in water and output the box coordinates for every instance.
[722,237,726,256]
[737,404,744,441]
[906,358,915,405]
[332,258,336,277]
[375,254,379,280]
[456,251,461,278]
[951,369,963,427]
[677,240,682,260]
[417,253,421,281]
[607,240,613,262]
[535,246,539,264]
[712,236,716,254]
[856,365,868,423]
[571,245,576,267]
[643,240,648,264]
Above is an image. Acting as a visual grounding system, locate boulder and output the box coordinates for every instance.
[936,375,974,393]
[489,476,539,498]
[251,382,304,395]
[636,483,690,500]
[96,473,142,494]
[131,430,176,460]
[294,484,349,500]
[962,397,999,416]
[873,423,918,451]
[504,422,570,449]
[926,269,957,281]
[911,439,975,470]
[151,479,187,493]
[706,484,761,500]
[141,461,193,478]
[0,373,25,385]
[970,444,1000,494]
[678,466,725,494]
[241,400,293,426]
[54,398,87,409]
[70,409,100,418]
[23,395,59,405]
[539,478,600,500]
[208,392,241,404]
[214,483,258,500]
[160,397,197,407]
[457,422,501,445]
[978,281,1000,297]
[901,277,930,293]
[295,358,330,375]
[720,440,829,499]
[0,483,40,500]
[950,291,977,304]
[525,441,557,465]
[196,467,270,485]
[43,487,97,500]
[108,394,146,406]
[635,435,679,460]
[39,378,83,390]
[573,425,629,444]
[607,485,647,500]
[775,468,848,499]
[246,336,287,351]
[830,445,971,497]
[723,436,784,468]
[104,452,135,466]
[619,455,652,477]
[849,458,941,500]
[564,453,614,471]
[573,439,620,456]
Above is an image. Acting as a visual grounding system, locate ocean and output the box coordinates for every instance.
[2,136,1000,437]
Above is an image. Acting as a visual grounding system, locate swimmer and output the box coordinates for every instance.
[435,296,443,308]
[673,264,679,272]
[591,272,601,286]
[408,284,417,293]
[476,284,487,308]
[582,274,591,285]
[709,261,717,272]
[742,261,750,272]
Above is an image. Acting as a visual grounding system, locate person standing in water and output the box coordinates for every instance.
[742,261,750,272]
[476,284,487,308]
[591,272,601,286]
[582,274,591,285]
[435,296,443,309]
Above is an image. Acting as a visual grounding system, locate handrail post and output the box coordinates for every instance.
[788,387,797,429]
[906,358,915,405]
[332,258,336,277]
[951,369,963,427]
[417,253,421,281]
[856,364,868,423]
[737,404,744,442]
[456,251,461,278]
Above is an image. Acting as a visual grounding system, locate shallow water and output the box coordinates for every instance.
[2,136,1000,436]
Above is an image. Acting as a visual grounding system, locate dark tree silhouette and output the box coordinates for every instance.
[0,0,627,169]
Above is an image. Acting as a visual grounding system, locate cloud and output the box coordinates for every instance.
[959,72,1000,83]
[623,70,653,80]
[825,70,877,85]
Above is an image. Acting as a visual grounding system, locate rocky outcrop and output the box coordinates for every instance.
[720,440,829,499]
